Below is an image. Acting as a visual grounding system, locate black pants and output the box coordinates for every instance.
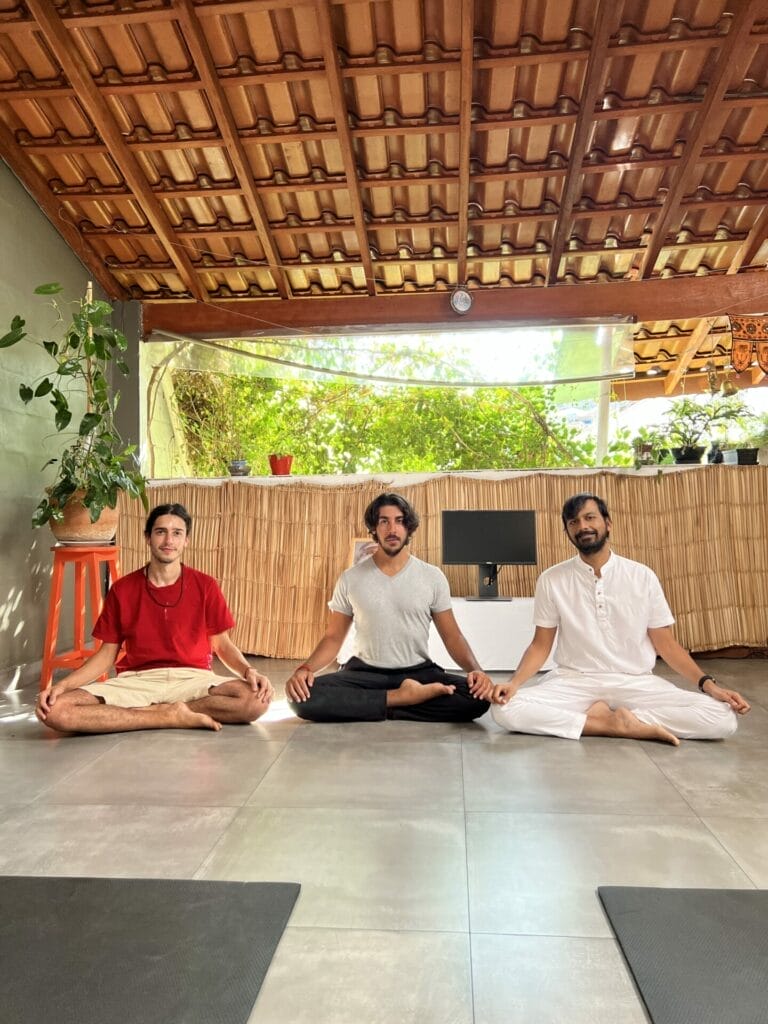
[287,657,490,723]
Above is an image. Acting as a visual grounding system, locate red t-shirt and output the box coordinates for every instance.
[93,566,235,673]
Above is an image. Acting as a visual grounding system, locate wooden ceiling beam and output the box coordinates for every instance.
[87,233,745,274]
[314,0,376,296]
[455,0,475,287]
[638,2,763,280]
[613,372,768,400]
[547,0,613,286]
[142,270,768,337]
[173,0,289,299]
[0,119,125,299]
[22,0,205,302]
[663,317,719,394]
[12,87,768,158]
[727,203,768,273]
[49,146,768,203]
[13,95,768,155]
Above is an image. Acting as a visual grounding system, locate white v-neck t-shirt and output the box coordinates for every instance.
[329,555,452,668]
[534,552,675,676]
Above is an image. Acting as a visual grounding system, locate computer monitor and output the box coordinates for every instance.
[441,509,537,599]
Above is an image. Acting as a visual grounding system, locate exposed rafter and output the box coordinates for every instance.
[455,0,475,288]
[664,317,719,394]
[314,0,376,296]
[22,0,205,301]
[546,0,613,287]
[3,0,768,390]
[728,203,768,273]
[637,1,763,280]
[172,0,289,299]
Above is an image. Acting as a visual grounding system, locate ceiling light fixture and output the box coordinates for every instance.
[450,286,472,315]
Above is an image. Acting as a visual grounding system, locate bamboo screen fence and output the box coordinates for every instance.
[117,468,768,659]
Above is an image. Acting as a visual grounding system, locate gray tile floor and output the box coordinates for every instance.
[1,658,766,1023]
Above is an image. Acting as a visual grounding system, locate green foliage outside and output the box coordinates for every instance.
[172,370,633,476]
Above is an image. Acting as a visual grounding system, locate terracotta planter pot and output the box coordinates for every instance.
[49,493,119,544]
[268,454,293,475]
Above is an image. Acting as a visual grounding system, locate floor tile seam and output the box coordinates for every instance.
[233,804,467,818]
[244,803,466,812]
[463,809,704,820]
[193,806,251,879]
[187,807,243,879]
[457,731,476,1010]
[283,737,464,748]
[32,800,249,811]
[24,748,128,803]
[468,928,619,942]
[276,923,473,937]
[240,741,295,802]
[641,754,726,819]
[696,818,763,889]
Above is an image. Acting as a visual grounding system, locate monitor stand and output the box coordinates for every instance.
[466,563,512,601]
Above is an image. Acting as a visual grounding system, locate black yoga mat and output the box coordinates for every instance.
[598,886,768,1024]
[0,875,300,1024]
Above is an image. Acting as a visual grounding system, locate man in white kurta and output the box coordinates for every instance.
[491,493,750,745]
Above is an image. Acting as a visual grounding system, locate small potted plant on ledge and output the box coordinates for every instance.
[1,283,147,542]
[268,452,293,475]
[632,427,669,467]
[661,397,746,464]
[721,414,768,464]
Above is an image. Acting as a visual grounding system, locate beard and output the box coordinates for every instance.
[378,534,409,557]
[571,528,609,555]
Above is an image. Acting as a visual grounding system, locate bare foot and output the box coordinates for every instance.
[386,678,456,708]
[615,708,680,746]
[170,702,222,731]
[583,704,679,746]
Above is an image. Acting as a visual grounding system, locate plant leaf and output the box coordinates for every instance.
[19,384,33,403]
[34,283,64,295]
[78,412,102,435]
[0,316,26,348]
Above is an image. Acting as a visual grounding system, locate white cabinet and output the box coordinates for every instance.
[338,597,555,671]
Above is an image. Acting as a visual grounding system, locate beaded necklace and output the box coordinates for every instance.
[143,564,184,615]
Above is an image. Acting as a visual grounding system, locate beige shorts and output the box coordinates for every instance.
[82,667,224,708]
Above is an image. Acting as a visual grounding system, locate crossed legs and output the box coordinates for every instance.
[492,670,737,743]
[288,659,489,723]
[40,678,268,735]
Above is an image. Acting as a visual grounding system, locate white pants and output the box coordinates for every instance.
[491,669,738,740]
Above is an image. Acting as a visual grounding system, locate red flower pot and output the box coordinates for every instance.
[268,454,293,475]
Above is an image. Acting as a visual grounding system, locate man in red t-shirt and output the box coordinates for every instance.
[37,503,273,734]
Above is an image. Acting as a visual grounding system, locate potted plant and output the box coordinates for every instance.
[661,397,746,464]
[722,413,768,464]
[632,426,669,467]
[268,452,293,475]
[1,283,147,541]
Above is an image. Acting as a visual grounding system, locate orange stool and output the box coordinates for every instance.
[40,545,121,690]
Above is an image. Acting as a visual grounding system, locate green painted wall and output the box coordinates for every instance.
[0,164,105,686]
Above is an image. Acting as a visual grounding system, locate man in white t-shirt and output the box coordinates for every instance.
[285,493,493,722]
[491,493,750,745]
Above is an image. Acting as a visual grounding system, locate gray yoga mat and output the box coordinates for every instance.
[0,875,300,1024]
[598,886,768,1024]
